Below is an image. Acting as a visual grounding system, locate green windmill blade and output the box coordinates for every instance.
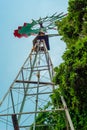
[14,12,66,38]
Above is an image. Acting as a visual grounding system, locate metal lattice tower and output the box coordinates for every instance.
[0,34,74,130]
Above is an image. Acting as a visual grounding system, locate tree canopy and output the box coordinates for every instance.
[53,0,87,129]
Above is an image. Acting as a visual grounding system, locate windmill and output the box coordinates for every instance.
[0,13,74,130]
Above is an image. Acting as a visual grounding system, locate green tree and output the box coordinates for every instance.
[53,38,87,129]
[56,0,87,46]
[53,0,87,129]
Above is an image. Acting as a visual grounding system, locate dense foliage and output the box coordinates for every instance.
[53,0,87,129]
[56,0,87,46]
[30,0,87,129]
[53,38,87,129]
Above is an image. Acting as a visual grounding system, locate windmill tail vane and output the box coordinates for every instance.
[14,12,67,38]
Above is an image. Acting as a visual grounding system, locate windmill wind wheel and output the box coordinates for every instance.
[14,12,66,38]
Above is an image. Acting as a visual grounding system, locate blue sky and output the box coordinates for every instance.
[0,0,68,103]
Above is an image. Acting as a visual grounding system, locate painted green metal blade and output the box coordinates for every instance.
[17,12,66,36]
